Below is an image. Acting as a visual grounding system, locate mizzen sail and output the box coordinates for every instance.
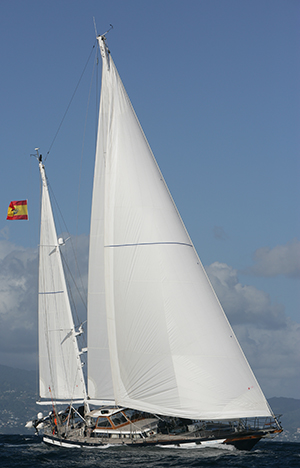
[38,160,86,401]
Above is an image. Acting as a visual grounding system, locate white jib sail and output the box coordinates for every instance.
[38,161,86,401]
[90,36,272,419]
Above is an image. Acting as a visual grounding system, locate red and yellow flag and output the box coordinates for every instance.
[6,200,28,220]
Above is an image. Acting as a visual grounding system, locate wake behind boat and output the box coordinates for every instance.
[26,34,282,450]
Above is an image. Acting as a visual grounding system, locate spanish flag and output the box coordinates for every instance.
[6,200,28,220]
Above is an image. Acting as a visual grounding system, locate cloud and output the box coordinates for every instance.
[247,238,300,278]
[206,262,286,329]
[0,236,299,399]
[232,321,300,400]
[0,226,10,241]
[206,261,300,399]
[213,226,229,241]
[0,234,89,370]
[0,242,38,369]
[0,227,20,259]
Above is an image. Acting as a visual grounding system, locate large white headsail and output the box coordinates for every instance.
[94,35,272,419]
[38,160,86,402]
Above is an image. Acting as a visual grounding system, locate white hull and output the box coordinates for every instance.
[43,436,82,449]
[42,427,281,451]
[42,435,225,449]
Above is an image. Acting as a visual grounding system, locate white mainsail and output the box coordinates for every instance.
[88,36,272,420]
[38,160,86,402]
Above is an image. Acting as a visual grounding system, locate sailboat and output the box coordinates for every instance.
[26,34,282,450]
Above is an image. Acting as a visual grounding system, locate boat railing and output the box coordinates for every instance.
[182,416,282,440]
[237,416,282,432]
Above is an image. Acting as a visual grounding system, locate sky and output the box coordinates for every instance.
[0,0,299,400]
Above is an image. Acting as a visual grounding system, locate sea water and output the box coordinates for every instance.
[0,435,299,468]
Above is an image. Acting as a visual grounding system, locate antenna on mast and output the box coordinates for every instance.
[93,17,98,37]
[30,147,42,162]
[35,148,42,162]
[93,18,114,38]
[99,24,113,38]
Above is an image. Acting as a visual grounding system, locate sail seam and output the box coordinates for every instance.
[105,242,193,248]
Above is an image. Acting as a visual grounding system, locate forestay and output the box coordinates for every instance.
[88,35,272,419]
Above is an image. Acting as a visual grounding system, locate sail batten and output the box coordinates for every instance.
[87,35,272,420]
